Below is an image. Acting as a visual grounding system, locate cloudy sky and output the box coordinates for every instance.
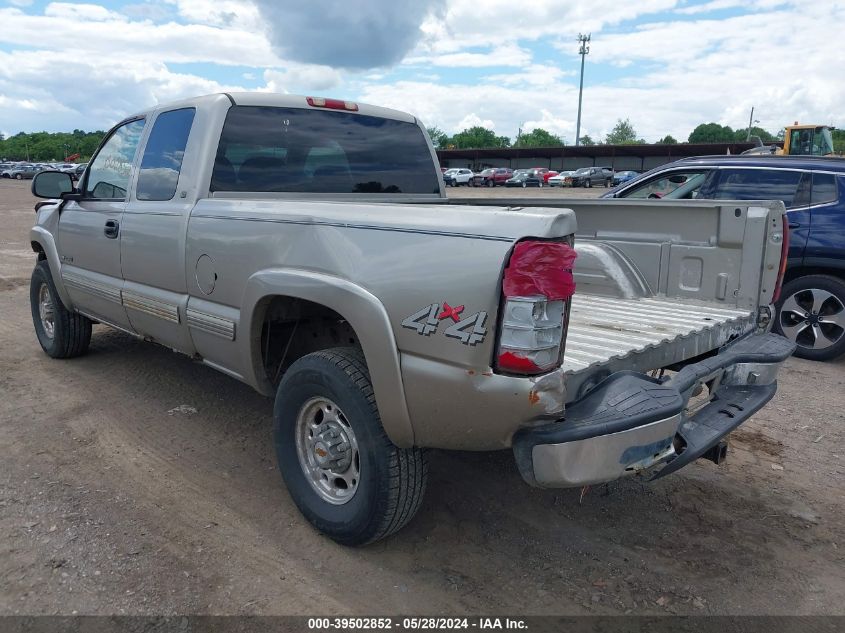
[1,0,843,143]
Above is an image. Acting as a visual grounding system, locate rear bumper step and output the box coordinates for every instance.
[513,332,795,488]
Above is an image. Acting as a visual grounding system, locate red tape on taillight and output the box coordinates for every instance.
[497,241,577,375]
[503,241,577,300]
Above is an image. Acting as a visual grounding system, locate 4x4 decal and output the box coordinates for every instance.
[401,302,488,346]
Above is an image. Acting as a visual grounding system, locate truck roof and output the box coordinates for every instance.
[127,92,417,125]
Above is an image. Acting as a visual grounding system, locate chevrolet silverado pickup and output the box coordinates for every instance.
[29,93,794,545]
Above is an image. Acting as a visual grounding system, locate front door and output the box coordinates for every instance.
[57,118,146,330]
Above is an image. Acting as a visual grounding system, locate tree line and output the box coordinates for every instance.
[0,130,106,162]
[427,118,845,150]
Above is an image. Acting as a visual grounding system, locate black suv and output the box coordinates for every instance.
[570,166,614,187]
[604,155,845,360]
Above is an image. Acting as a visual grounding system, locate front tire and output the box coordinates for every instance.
[585,179,592,188]
[774,275,845,361]
[30,259,92,358]
[15,173,22,180]
[274,347,428,545]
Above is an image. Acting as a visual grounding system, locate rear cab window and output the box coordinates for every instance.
[136,108,196,201]
[211,106,440,194]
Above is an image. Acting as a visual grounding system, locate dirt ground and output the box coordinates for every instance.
[1,178,843,616]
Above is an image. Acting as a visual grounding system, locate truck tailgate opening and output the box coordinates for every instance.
[563,295,755,401]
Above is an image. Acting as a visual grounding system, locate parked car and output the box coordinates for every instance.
[443,168,474,186]
[612,170,639,186]
[548,171,574,187]
[472,167,513,187]
[569,166,614,187]
[543,170,559,183]
[27,91,791,545]
[505,169,545,187]
[604,155,845,360]
[1,163,28,178]
[6,165,42,180]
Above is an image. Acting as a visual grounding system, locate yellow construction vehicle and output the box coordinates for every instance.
[743,123,838,157]
[781,123,836,156]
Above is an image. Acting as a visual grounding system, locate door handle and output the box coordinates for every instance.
[104,219,119,239]
[788,222,801,229]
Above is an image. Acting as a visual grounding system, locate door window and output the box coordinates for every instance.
[84,119,146,199]
[136,108,196,201]
[621,170,709,199]
[712,168,804,208]
[811,173,839,206]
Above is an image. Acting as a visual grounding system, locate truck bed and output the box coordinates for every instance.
[563,295,755,400]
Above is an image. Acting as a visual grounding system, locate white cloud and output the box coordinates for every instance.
[262,65,344,93]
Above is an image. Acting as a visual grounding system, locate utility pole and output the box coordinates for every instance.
[575,33,590,147]
[746,106,759,140]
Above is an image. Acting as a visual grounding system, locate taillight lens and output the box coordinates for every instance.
[772,214,790,303]
[497,241,577,375]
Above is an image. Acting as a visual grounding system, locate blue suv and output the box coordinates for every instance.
[604,156,845,361]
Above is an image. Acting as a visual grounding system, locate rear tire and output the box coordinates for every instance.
[774,275,845,361]
[274,347,428,545]
[15,173,22,180]
[487,179,494,187]
[30,259,92,358]
[585,179,592,188]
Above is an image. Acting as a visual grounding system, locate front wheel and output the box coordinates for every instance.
[274,347,428,545]
[538,181,543,188]
[774,275,845,361]
[30,260,92,358]
[15,173,22,180]
[487,179,494,187]
[585,179,592,188]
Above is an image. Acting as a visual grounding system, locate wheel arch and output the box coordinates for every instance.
[30,227,73,308]
[783,264,845,286]
[240,268,415,447]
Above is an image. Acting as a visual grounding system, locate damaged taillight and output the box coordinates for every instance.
[497,240,577,375]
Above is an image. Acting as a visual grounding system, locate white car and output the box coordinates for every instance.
[548,170,574,187]
[443,168,474,186]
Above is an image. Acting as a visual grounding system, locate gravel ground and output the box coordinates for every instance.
[1,179,843,616]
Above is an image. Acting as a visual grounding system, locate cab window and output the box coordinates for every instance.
[136,108,196,201]
[85,119,146,200]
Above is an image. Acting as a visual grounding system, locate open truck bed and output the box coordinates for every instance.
[449,196,784,403]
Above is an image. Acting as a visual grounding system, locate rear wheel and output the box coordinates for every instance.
[774,275,845,361]
[585,179,592,188]
[15,173,22,180]
[274,347,428,545]
[30,259,92,358]
[487,179,494,187]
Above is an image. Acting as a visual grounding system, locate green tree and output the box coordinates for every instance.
[657,134,678,144]
[832,129,845,154]
[0,130,106,161]
[449,126,510,149]
[688,122,736,143]
[605,118,641,145]
[735,126,776,142]
[426,126,449,149]
[516,128,564,147]
[579,134,596,146]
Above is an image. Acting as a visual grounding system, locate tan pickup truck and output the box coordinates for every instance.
[28,93,794,545]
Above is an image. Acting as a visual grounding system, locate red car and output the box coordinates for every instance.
[472,167,514,187]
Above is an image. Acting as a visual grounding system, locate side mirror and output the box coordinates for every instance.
[32,171,75,199]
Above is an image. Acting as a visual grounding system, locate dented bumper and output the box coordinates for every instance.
[512,333,795,488]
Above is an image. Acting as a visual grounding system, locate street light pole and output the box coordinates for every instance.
[575,33,590,147]
[746,106,760,141]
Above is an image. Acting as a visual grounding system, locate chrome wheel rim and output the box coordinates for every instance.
[38,283,55,340]
[295,397,360,505]
[779,288,845,350]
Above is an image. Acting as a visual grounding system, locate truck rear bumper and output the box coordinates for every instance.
[512,333,795,488]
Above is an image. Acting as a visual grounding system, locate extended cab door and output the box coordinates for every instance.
[120,107,198,354]
[57,118,146,330]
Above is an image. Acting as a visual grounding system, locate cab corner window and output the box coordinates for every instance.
[84,118,146,200]
[136,108,196,201]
